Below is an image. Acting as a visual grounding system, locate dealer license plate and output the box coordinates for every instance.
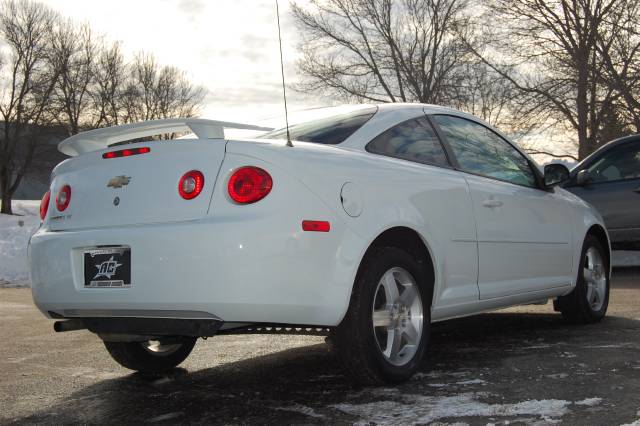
[83,247,131,288]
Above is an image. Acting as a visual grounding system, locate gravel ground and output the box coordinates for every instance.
[1,269,640,425]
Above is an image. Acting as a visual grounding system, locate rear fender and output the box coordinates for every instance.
[209,151,366,325]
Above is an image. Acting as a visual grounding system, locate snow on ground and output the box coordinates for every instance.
[575,397,602,406]
[0,200,40,286]
[274,403,325,419]
[331,391,602,424]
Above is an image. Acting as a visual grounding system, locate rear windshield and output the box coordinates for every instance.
[260,106,377,145]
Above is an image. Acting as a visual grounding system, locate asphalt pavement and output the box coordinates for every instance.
[2,270,640,425]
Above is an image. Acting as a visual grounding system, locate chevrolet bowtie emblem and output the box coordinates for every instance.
[107,175,131,189]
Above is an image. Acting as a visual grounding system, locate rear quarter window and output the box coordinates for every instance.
[366,116,450,167]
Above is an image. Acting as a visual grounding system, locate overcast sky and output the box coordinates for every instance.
[40,0,327,123]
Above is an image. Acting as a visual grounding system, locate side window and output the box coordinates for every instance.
[432,115,537,188]
[587,142,640,183]
[366,116,449,167]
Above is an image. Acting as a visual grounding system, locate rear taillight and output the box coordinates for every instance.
[39,190,50,221]
[56,185,71,211]
[227,166,273,204]
[102,147,151,159]
[178,170,204,200]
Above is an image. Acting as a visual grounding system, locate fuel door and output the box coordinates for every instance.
[340,182,363,217]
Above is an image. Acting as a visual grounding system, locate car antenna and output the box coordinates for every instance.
[276,0,293,147]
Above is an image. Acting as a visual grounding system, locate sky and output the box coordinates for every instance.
[39,0,326,124]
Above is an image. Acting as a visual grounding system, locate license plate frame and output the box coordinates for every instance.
[83,247,131,288]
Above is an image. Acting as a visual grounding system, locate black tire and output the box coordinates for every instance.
[332,246,432,385]
[554,234,610,323]
[104,337,197,373]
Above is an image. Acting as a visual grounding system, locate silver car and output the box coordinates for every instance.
[564,135,640,250]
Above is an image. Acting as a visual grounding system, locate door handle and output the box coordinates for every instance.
[482,199,503,208]
[634,186,640,193]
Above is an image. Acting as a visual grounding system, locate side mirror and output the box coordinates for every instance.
[576,169,592,186]
[544,163,570,187]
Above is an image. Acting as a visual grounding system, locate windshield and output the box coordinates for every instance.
[260,106,378,145]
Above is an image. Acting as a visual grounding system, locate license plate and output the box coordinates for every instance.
[83,247,131,288]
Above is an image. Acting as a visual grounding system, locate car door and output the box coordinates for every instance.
[566,140,640,248]
[366,115,480,308]
[430,114,574,299]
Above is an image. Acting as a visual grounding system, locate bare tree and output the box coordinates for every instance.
[123,53,158,122]
[594,0,640,132]
[49,21,96,135]
[91,41,126,127]
[469,0,632,159]
[0,0,58,214]
[155,66,206,119]
[446,61,541,139]
[121,53,205,124]
[292,0,473,104]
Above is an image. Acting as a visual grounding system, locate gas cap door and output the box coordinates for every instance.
[340,182,363,217]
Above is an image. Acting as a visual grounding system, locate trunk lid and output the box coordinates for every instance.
[47,139,226,231]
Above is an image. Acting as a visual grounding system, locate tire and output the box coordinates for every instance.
[104,337,197,374]
[332,246,432,385]
[554,234,610,323]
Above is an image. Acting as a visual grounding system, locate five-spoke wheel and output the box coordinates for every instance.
[372,267,423,366]
[555,234,609,323]
[583,246,607,312]
[332,246,431,384]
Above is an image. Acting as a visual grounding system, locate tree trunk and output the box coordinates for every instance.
[1,192,12,215]
[0,166,13,215]
[576,58,594,160]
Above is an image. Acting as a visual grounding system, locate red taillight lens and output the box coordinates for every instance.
[56,185,71,211]
[178,170,204,200]
[227,166,273,204]
[39,190,50,221]
[102,147,150,159]
[302,220,331,232]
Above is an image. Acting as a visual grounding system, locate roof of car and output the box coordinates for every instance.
[572,133,640,171]
[375,102,462,115]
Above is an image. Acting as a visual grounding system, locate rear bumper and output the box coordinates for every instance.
[28,216,362,327]
[55,317,223,338]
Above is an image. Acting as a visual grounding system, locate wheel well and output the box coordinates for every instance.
[363,227,435,303]
[587,224,611,268]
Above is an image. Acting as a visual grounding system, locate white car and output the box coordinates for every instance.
[29,104,610,384]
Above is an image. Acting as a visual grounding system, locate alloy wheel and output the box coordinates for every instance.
[583,247,607,311]
[371,267,423,366]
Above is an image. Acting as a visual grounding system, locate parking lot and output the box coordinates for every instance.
[2,269,640,425]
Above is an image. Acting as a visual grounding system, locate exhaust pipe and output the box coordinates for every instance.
[53,319,86,332]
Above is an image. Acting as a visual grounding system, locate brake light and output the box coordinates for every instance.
[102,147,150,159]
[302,220,331,232]
[39,190,50,221]
[178,170,204,200]
[227,166,273,204]
[56,185,71,211]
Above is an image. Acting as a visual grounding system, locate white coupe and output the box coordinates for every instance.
[29,104,610,384]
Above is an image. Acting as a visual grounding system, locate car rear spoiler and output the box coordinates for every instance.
[58,118,274,156]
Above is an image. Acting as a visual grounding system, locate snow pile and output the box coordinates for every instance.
[0,200,40,285]
[275,403,325,419]
[332,391,601,424]
[575,397,602,406]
